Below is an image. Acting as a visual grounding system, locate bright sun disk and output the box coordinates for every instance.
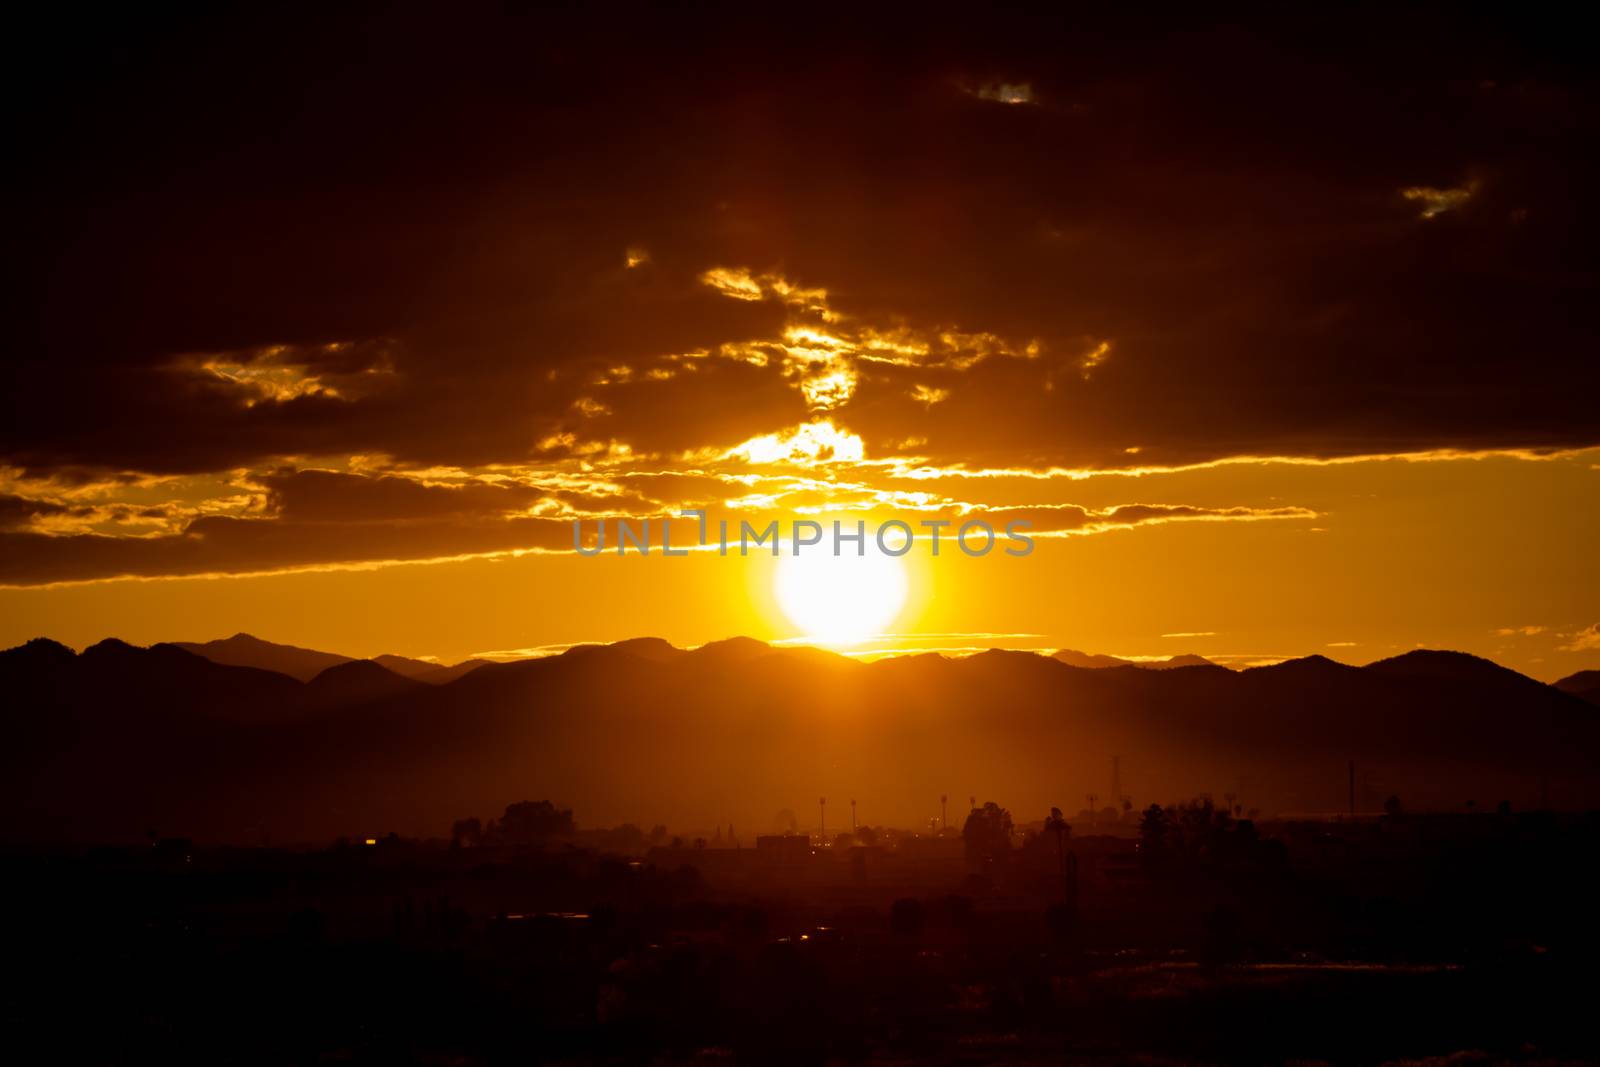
[774,545,908,645]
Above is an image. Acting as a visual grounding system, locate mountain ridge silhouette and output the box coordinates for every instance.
[1554,669,1600,706]
[170,632,488,684]
[4,635,1595,844]
[1053,648,1217,670]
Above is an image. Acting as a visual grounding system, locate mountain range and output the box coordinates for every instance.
[2,634,1596,845]
[1052,648,1216,670]
[170,633,1222,681]
[171,633,491,684]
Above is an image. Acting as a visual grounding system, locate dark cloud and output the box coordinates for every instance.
[544,353,809,459]
[257,469,547,523]
[0,513,579,587]
[0,494,70,532]
[3,6,1595,577]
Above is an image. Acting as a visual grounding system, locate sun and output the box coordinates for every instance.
[774,546,908,645]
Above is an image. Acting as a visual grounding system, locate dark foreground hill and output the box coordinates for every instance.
[2,637,1595,844]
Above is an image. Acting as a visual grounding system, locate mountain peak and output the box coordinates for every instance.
[306,659,421,702]
[1052,648,1129,670]
[1053,648,1220,671]
[607,637,684,662]
[1244,653,1357,678]
[1554,669,1600,692]
[372,653,445,678]
[560,637,683,663]
[173,633,351,682]
[1554,670,1600,706]
[9,637,76,656]
[83,637,140,656]
[688,636,771,662]
[1365,648,1527,683]
[0,637,78,669]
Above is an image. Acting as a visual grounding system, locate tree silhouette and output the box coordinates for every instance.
[1139,804,1170,865]
[497,800,574,843]
[962,801,1013,871]
[1044,806,1075,907]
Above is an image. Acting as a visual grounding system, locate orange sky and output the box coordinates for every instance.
[5,10,1597,681]
[3,446,1594,680]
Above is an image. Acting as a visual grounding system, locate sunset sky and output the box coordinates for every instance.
[5,7,1596,679]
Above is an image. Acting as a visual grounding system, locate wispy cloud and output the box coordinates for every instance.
[1401,181,1476,219]
[970,81,1036,105]
[1561,624,1600,652]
